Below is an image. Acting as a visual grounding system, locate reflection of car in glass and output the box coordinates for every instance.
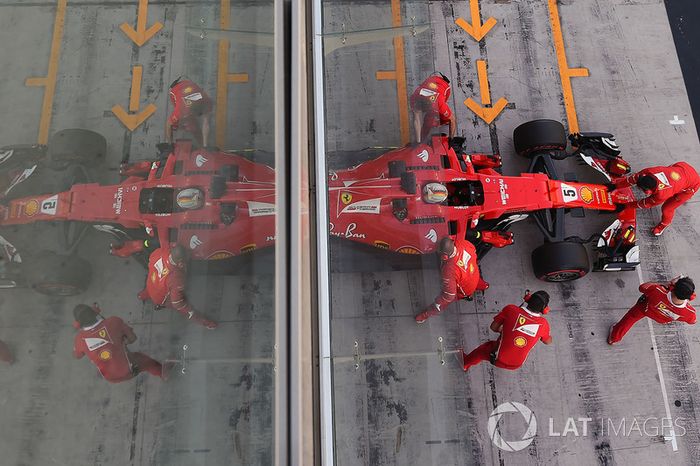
[0,133,276,295]
[327,119,640,282]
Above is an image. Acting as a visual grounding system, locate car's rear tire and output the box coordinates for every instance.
[531,241,589,282]
[513,119,567,158]
[389,160,406,178]
[26,252,92,296]
[48,129,106,169]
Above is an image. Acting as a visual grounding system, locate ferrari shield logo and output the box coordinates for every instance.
[341,192,353,204]
[98,329,106,338]
[513,314,540,337]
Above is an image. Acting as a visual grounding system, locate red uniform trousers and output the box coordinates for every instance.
[608,300,648,344]
[660,189,696,225]
[462,340,520,371]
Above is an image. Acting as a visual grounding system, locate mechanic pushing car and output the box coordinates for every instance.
[410,73,456,143]
[138,245,218,329]
[165,77,213,147]
[608,276,696,345]
[614,161,700,236]
[462,290,552,372]
[72,304,167,383]
[415,236,489,323]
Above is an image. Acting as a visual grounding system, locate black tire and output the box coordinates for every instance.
[531,241,590,282]
[389,160,406,178]
[48,129,106,169]
[24,252,91,296]
[513,119,567,158]
[400,171,417,194]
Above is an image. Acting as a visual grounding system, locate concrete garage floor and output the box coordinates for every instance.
[0,1,276,466]
[322,0,700,465]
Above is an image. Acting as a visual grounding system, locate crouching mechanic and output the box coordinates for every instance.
[165,77,213,147]
[138,245,218,329]
[410,73,456,143]
[614,161,700,236]
[462,291,552,372]
[73,304,165,383]
[415,236,489,323]
[608,276,695,345]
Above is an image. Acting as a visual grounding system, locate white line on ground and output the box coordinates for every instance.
[637,265,678,451]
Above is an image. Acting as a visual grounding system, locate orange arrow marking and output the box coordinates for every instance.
[455,0,496,42]
[112,65,157,131]
[464,60,508,124]
[120,0,163,46]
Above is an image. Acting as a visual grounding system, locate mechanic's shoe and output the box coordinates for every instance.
[651,223,669,237]
[137,289,150,303]
[607,325,618,346]
[161,362,176,381]
[477,278,490,291]
[462,351,469,372]
[189,313,218,329]
[415,312,431,324]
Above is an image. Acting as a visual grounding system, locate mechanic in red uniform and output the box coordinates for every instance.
[415,236,489,323]
[608,276,695,344]
[614,161,700,236]
[462,291,552,371]
[138,245,218,329]
[72,304,164,383]
[165,77,213,147]
[410,73,456,143]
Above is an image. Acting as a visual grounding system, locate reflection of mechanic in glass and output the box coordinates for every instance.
[138,245,218,329]
[165,77,213,147]
[410,73,456,143]
[415,237,489,323]
[72,304,165,382]
[614,161,700,236]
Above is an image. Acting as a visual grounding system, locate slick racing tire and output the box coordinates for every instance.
[48,129,106,169]
[513,119,567,158]
[531,241,590,282]
[26,252,92,296]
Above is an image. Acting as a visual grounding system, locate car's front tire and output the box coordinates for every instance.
[531,241,590,282]
[513,119,567,158]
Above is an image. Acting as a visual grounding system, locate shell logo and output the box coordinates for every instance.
[24,199,39,217]
[671,171,681,181]
[374,241,390,250]
[99,350,112,360]
[428,82,437,89]
[579,186,594,204]
[184,86,193,93]
[514,336,527,348]
[208,251,234,260]
[397,246,421,254]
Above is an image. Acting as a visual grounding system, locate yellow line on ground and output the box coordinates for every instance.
[476,60,491,105]
[216,0,250,148]
[129,65,144,112]
[547,0,589,134]
[376,0,409,145]
[25,0,67,145]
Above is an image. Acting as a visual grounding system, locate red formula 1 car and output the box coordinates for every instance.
[328,119,639,282]
[0,137,275,274]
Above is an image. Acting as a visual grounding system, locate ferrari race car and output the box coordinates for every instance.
[328,119,639,282]
[0,130,275,294]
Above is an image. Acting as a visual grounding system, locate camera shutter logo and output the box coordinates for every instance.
[487,402,537,452]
